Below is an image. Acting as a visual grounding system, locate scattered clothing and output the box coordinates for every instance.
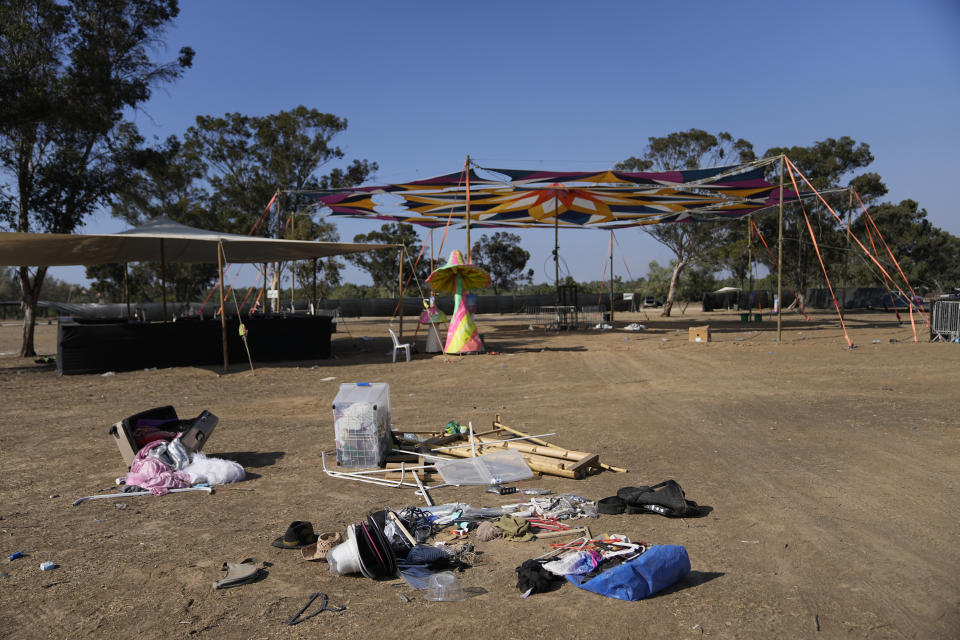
[124,441,191,496]
[213,559,267,590]
[492,515,534,541]
[475,521,502,542]
[543,550,602,576]
[396,544,454,589]
[515,559,561,596]
[183,452,245,485]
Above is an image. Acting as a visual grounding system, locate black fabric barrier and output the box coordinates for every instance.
[56,315,334,375]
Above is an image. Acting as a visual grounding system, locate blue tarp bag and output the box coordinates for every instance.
[565,545,690,601]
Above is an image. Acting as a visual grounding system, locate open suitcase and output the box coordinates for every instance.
[108,405,218,468]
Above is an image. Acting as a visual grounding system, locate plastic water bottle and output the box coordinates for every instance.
[520,488,552,495]
[40,561,55,571]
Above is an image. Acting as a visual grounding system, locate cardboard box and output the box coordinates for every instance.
[689,325,711,343]
[108,406,218,468]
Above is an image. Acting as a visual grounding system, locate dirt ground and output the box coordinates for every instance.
[0,309,957,639]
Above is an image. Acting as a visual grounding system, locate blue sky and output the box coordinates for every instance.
[52,0,960,288]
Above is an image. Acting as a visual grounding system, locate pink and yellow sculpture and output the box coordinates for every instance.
[425,250,490,354]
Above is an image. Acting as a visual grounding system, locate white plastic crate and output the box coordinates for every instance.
[332,382,391,468]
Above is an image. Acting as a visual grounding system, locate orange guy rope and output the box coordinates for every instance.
[786,162,854,348]
[856,192,930,326]
[785,157,919,321]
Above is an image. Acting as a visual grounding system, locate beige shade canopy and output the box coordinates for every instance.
[0,216,396,267]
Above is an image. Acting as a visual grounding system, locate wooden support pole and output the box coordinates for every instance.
[465,155,471,262]
[397,246,404,338]
[747,216,753,314]
[841,187,853,316]
[124,263,131,320]
[554,192,560,301]
[218,242,229,372]
[609,230,614,323]
[159,239,167,323]
[776,155,785,343]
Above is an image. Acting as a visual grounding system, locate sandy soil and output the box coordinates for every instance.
[0,309,957,639]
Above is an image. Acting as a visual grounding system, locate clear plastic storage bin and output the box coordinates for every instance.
[332,382,391,468]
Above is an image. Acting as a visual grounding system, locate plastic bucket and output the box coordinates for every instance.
[327,526,362,575]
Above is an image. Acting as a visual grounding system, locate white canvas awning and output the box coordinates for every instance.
[0,216,395,267]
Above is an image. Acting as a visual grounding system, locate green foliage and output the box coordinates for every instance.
[347,223,426,295]
[1,267,96,306]
[289,216,344,300]
[640,261,672,300]
[85,262,156,302]
[87,135,218,301]
[471,232,533,294]
[677,265,721,302]
[327,282,381,299]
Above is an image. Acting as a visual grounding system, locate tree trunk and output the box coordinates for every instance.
[661,259,688,317]
[18,266,47,358]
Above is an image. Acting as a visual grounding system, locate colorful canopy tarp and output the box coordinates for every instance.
[305,158,806,230]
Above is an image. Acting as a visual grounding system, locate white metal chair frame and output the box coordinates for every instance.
[388,328,411,362]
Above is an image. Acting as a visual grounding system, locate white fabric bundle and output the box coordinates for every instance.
[183,452,245,486]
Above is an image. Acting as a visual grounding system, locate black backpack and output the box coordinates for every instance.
[616,480,708,517]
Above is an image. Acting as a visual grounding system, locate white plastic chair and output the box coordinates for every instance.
[388,328,411,362]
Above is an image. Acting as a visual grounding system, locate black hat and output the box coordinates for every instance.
[272,521,318,549]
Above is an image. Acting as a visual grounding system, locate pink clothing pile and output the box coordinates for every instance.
[124,440,191,496]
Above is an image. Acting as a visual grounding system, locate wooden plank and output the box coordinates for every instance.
[493,414,628,473]
[471,435,590,461]
[567,453,599,475]
[438,443,580,479]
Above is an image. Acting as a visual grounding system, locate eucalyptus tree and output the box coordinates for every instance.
[616,129,756,316]
[0,0,193,355]
[183,107,377,309]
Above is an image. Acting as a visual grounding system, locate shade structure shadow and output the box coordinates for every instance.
[217,451,285,468]
[651,570,724,598]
